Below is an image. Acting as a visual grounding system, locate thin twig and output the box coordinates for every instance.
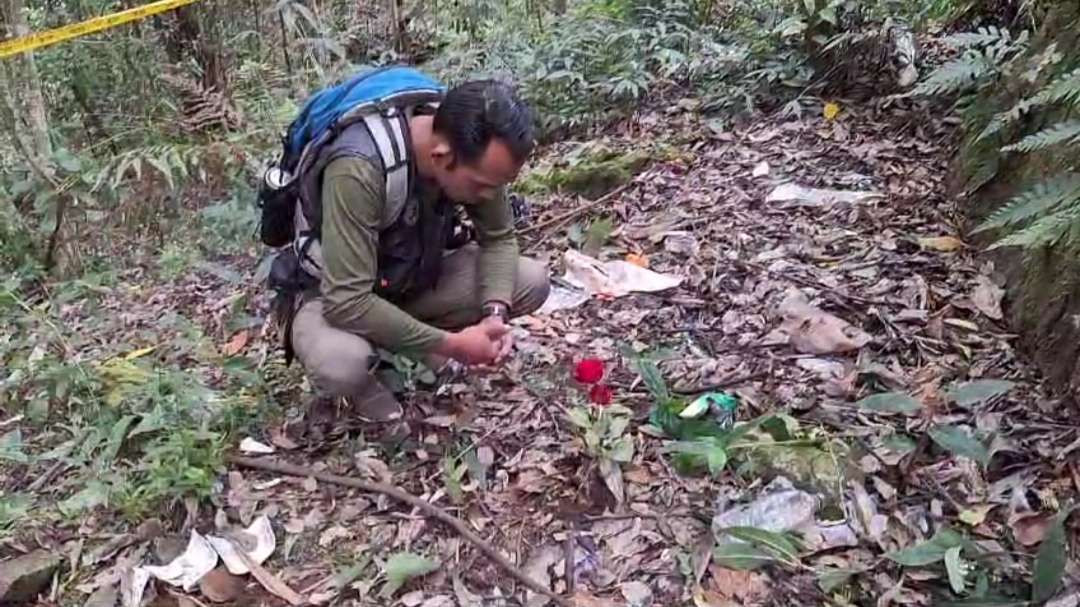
[228,455,572,607]
[518,183,633,236]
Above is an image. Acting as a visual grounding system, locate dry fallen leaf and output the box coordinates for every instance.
[198,567,244,603]
[972,275,1005,320]
[318,526,351,548]
[571,591,619,607]
[708,565,767,601]
[230,542,305,606]
[269,425,299,450]
[1014,513,1055,546]
[917,236,966,252]
[221,330,249,356]
[625,253,650,267]
[778,289,872,354]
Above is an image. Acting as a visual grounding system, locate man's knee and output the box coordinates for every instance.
[293,314,375,397]
[512,257,551,317]
[309,337,375,396]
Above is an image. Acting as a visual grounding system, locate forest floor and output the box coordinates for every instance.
[4,93,1080,607]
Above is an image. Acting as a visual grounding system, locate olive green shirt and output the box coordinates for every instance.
[318,156,518,354]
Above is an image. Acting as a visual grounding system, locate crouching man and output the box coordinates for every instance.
[275,74,550,428]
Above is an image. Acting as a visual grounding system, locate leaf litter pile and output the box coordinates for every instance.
[4,100,1080,606]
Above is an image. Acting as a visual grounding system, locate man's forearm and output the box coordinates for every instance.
[477,234,518,307]
[322,290,448,356]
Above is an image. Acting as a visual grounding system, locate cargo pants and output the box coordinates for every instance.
[290,244,550,399]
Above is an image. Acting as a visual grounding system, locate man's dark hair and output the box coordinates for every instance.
[433,80,535,167]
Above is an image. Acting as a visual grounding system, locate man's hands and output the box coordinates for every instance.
[438,317,512,367]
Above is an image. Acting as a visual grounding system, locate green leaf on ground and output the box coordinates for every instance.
[930,425,991,466]
[817,569,858,593]
[721,527,800,563]
[713,542,777,571]
[0,493,32,529]
[0,430,28,463]
[58,480,110,517]
[1032,507,1074,603]
[945,546,967,593]
[888,527,975,567]
[380,552,439,598]
[857,391,922,413]
[945,380,1016,408]
[583,216,614,257]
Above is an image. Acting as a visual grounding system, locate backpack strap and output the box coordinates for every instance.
[291,107,413,281]
[361,107,411,231]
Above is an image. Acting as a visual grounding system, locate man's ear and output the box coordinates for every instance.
[431,139,454,170]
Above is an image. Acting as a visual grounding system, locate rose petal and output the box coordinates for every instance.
[574,359,605,384]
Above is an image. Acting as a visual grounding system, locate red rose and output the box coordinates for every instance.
[589,383,614,406]
[574,358,605,384]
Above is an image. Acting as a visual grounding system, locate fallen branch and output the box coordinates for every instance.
[518,182,633,236]
[227,455,572,607]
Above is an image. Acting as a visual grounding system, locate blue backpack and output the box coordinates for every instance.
[258,66,446,249]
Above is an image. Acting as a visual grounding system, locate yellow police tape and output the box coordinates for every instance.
[0,0,203,59]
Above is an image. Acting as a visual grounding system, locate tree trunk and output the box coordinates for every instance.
[1,0,51,161]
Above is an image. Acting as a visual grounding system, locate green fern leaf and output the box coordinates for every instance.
[914,51,994,96]
[975,174,1080,232]
[1001,121,1080,153]
[1033,67,1080,107]
[989,205,1080,250]
[979,68,1080,143]
[945,26,1008,49]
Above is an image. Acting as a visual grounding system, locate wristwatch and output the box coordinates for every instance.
[482,302,510,323]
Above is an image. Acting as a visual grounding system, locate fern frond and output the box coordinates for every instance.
[975,174,1080,232]
[913,50,994,96]
[989,205,1080,250]
[977,68,1080,142]
[1001,120,1080,153]
[944,26,1009,49]
[1033,67,1080,107]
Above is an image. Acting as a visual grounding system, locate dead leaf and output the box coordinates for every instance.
[221,330,249,356]
[625,253,649,268]
[302,476,318,493]
[598,459,625,505]
[620,581,653,607]
[318,526,351,548]
[1015,513,1055,546]
[571,592,618,607]
[778,289,872,354]
[523,544,562,607]
[198,567,243,603]
[708,565,767,601]
[269,425,298,450]
[917,236,966,252]
[229,544,305,606]
[972,275,1005,320]
[354,454,393,484]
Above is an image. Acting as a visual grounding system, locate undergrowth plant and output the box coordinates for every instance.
[914,12,1080,252]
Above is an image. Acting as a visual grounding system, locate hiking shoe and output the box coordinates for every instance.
[343,379,403,423]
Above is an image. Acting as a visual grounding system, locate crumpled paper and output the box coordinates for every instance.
[712,478,859,554]
[536,250,683,314]
[129,515,278,605]
[207,515,277,575]
[139,531,217,592]
[766,183,882,208]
